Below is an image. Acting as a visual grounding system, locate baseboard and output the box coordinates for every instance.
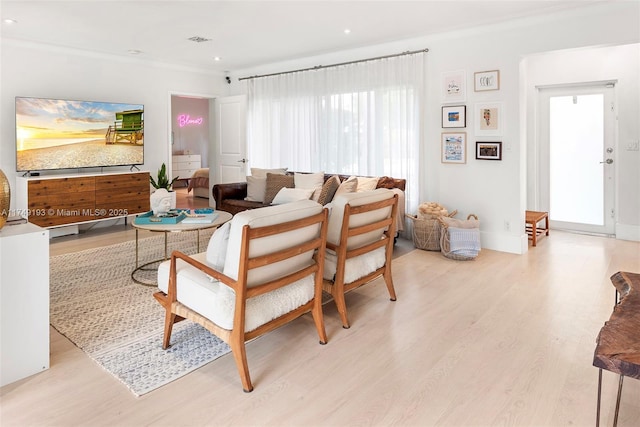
[616,222,640,242]
[49,225,79,238]
[479,231,527,255]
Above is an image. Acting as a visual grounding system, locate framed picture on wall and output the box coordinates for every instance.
[476,141,502,160]
[441,132,467,164]
[474,70,500,91]
[475,102,503,136]
[441,70,466,103]
[441,105,466,128]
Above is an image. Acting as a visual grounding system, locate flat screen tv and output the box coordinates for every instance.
[15,97,144,172]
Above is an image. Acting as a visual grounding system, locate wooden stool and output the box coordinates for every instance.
[525,210,549,246]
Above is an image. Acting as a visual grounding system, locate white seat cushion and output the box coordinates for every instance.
[224,200,323,286]
[327,188,394,248]
[158,254,315,332]
[158,199,324,332]
[206,221,231,271]
[324,189,394,282]
[323,246,386,282]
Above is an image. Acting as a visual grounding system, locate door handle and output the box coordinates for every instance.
[237,158,247,163]
[599,159,613,164]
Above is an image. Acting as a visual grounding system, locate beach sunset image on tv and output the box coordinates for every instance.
[16,97,144,172]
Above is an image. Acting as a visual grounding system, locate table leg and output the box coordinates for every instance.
[596,368,602,427]
[197,229,200,252]
[164,231,168,260]
[613,375,624,427]
[544,215,550,236]
[532,221,538,246]
[135,228,139,268]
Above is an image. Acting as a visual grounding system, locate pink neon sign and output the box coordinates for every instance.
[177,114,204,127]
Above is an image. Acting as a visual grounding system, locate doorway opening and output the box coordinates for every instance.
[168,93,217,206]
[537,83,616,236]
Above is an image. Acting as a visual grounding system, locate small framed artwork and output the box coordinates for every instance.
[476,141,502,160]
[441,132,467,164]
[475,102,503,136]
[441,105,466,128]
[474,70,500,91]
[441,70,466,103]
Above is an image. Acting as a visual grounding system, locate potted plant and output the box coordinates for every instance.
[150,163,179,211]
[150,163,178,191]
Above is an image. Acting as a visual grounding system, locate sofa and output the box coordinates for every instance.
[213,172,407,233]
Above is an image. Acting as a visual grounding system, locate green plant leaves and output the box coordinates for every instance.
[149,163,178,190]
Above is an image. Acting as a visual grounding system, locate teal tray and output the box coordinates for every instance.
[134,210,186,225]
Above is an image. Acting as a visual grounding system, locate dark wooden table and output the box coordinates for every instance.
[593,271,640,426]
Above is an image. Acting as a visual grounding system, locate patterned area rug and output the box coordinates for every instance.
[49,230,231,397]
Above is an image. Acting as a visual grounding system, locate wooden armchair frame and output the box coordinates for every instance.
[323,194,398,329]
[154,209,329,392]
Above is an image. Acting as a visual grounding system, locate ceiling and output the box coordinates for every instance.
[1,1,601,72]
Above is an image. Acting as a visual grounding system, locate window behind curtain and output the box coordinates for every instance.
[246,52,425,215]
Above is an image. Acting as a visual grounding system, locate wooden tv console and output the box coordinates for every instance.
[16,171,150,228]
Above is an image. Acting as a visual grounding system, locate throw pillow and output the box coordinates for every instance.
[356,176,379,192]
[295,171,325,202]
[317,175,341,205]
[245,176,267,202]
[294,171,324,189]
[264,173,295,205]
[376,176,396,189]
[206,222,231,273]
[271,187,314,205]
[250,167,288,178]
[334,175,357,197]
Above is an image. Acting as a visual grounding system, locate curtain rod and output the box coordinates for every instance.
[238,48,429,81]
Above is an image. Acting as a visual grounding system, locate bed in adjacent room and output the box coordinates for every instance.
[187,168,210,198]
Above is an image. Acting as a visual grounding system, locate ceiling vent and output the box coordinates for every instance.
[187,36,212,43]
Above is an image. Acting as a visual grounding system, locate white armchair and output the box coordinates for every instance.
[154,200,329,392]
[322,189,398,329]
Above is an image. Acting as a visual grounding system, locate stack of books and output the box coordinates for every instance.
[181,208,218,224]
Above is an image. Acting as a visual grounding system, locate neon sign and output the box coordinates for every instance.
[177,114,204,127]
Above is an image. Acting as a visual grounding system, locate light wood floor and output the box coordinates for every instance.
[1,216,639,426]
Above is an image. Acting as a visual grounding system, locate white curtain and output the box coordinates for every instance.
[246,52,425,216]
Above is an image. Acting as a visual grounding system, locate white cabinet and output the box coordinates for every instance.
[172,154,201,180]
[0,223,50,386]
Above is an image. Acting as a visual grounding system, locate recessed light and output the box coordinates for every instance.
[214,57,221,61]
[3,19,18,24]
[344,29,351,34]
[127,49,142,55]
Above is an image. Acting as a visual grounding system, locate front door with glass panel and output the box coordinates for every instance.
[538,84,615,235]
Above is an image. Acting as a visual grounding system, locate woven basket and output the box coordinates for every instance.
[438,214,479,261]
[406,210,457,251]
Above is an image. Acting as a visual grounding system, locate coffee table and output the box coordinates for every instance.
[131,210,232,285]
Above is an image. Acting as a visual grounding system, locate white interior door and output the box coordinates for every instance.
[212,95,247,186]
[538,84,616,235]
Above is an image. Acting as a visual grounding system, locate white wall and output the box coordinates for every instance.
[230,1,640,253]
[0,40,225,209]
